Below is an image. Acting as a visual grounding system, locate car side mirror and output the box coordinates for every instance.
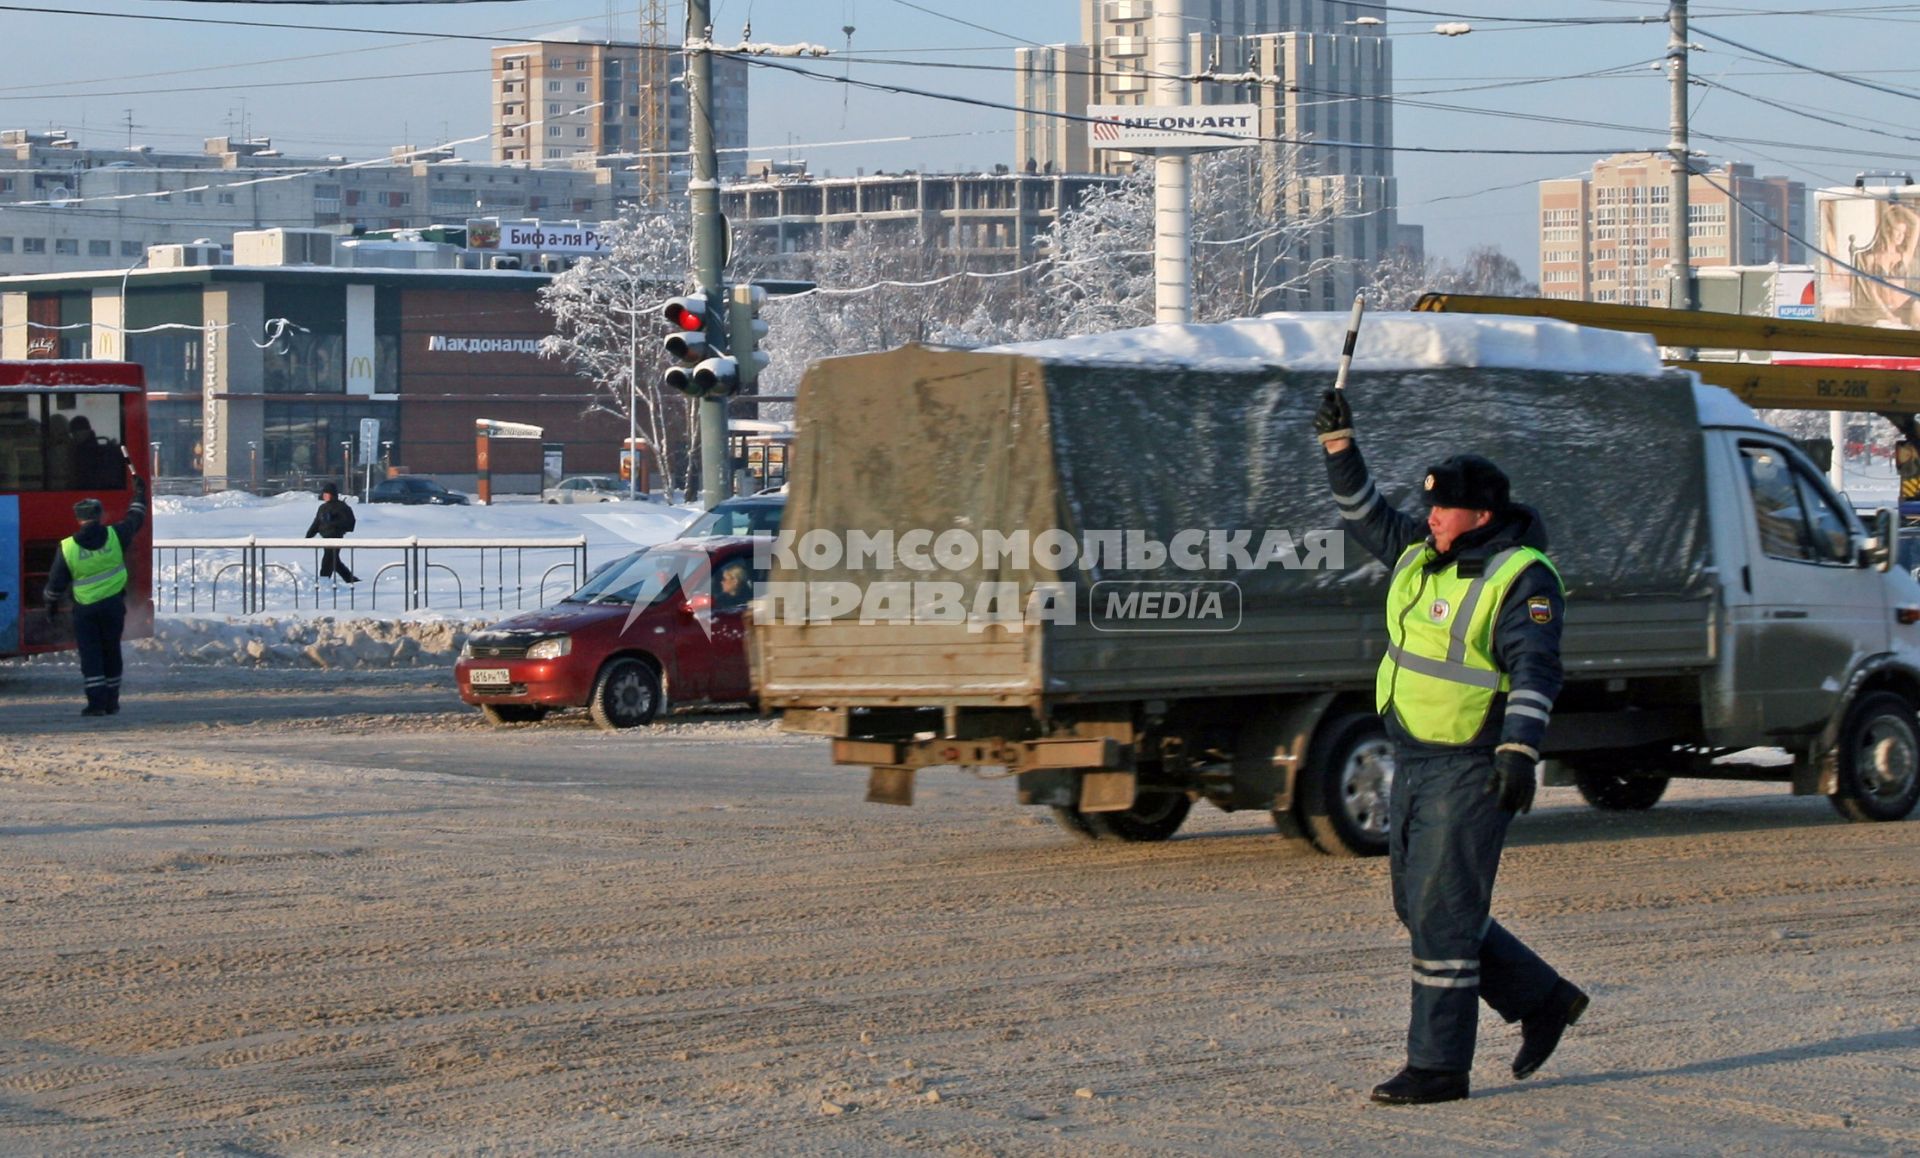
[1863,507,1896,572]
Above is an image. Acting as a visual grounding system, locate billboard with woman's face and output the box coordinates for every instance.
[1818,190,1920,329]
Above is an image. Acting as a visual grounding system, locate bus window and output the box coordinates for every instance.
[1,391,126,492]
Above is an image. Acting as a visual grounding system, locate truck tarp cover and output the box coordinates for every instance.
[786,343,1711,606]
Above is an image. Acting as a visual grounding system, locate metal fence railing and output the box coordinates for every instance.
[152,537,590,615]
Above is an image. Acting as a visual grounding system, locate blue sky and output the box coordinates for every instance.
[5,1,1917,270]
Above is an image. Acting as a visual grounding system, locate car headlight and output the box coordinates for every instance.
[526,635,571,660]
[458,641,473,660]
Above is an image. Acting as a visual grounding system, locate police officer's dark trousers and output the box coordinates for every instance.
[1391,748,1562,1072]
[73,597,126,712]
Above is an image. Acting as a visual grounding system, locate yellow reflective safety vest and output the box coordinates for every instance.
[61,531,128,606]
[1376,543,1561,745]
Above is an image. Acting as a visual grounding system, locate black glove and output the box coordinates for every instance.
[1314,390,1354,446]
[1490,746,1538,815]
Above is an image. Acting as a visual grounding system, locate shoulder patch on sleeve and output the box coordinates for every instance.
[1527,595,1553,624]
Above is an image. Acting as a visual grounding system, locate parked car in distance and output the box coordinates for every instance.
[543,474,630,504]
[368,476,470,505]
[456,538,762,730]
[681,492,786,538]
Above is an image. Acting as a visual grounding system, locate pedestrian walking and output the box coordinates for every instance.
[1315,389,1589,1105]
[306,483,359,584]
[45,473,149,717]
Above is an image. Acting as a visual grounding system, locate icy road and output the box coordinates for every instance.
[1,665,1916,1154]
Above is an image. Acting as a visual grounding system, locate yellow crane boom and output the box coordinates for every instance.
[1414,293,1920,416]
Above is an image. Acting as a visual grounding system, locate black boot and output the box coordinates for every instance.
[1369,1066,1469,1105]
[1513,979,1589,1079]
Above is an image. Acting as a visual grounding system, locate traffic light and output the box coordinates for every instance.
[730,284,769,393]
[662,293,732,398]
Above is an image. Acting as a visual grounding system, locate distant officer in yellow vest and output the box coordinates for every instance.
[45,475,148,717]
[1315,389,1588,1106]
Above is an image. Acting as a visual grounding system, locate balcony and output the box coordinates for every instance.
[1107,73,1149,94]
[1104,36,1149,58]
[1106,0,1152,21]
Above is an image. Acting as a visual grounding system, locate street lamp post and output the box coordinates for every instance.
[341,440,352,495]
[628,272,639,501]
[247,440,259,492]
[117,251,148,360]
[150,440,161,480]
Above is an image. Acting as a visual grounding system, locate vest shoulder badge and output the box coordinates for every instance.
[1527,595,1553,624]
[1428,598,1450,623]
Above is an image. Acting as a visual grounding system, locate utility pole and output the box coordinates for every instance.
[1668,0,1692,316]
[1153,0,1191,324]
[688,0,730,507]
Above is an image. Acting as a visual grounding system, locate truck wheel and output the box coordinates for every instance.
[480,704,547,727]
[589,658,661,731]
[1572,770,1669,811]
[1050,807,1101,842]
[1829,691,1920,822]
[1083,790,1192,842]
[1299,712,1393,857]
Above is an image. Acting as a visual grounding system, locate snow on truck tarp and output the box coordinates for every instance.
[990,311,1668,376]
[789,315,1713,608]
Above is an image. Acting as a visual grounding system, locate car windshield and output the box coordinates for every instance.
[683,501,783,538]
[565,547,706,606]
[585,477,621,492]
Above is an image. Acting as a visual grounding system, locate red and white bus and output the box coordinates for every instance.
[0,360,152,658]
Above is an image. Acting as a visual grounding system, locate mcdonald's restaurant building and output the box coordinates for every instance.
[0,264,627,492]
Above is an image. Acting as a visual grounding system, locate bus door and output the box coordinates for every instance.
[0,496,18,655]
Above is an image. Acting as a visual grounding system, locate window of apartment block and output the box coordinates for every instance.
[575,127,587,138]
[186,191,203,204]
[548,126,561,137]
[576,59,588,70]
[0,237,9,253]
[575,81,587,93]
[548,102,559,114]
[548,81,561,92]
[547,57,560,67]
[87,240,110,257]
[54,239,77,255]
[154,193,170,203]
[219,192,236,205]
[120,241,140,257]
[546,148,562,159]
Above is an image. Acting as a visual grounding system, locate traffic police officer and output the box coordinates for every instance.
[1315,389,1589,1105]
[45,474,148,717]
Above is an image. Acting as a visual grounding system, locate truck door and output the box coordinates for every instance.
[0,496,18,655]
[1732,440,1889,737]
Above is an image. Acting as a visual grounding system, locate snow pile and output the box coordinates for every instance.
[992,311,1667,376]
[113,615,486,670]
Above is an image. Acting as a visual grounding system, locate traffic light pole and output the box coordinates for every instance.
[688,0,729,507]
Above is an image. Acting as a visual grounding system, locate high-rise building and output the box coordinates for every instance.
[490,37,748,188]
[1013,3,1396,310]
[1538,153,1805,305]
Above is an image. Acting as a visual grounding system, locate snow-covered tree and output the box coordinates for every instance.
[538,204,696,492]
[1363,245,1538,310]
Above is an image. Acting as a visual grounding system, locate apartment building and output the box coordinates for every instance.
[1538,152,1805,305]
[0,130,643,278]
[720,169,1115,276]
[489,38,748,187]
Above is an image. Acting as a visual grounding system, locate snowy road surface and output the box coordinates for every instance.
[1,665,1916,1154]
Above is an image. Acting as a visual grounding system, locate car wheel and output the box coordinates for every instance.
[547,499,559,505]
[1572,768,1669,811]
[589,657,661,731]
[480,704,547,726]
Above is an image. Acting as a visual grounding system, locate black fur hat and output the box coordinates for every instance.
[1420,455,1510,511]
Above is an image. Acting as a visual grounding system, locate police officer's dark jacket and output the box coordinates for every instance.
[1326,444,1564,761]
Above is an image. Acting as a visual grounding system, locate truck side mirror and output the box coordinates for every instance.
[1863,507,1896,572]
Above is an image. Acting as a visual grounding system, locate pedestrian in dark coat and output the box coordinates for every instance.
[306,483,359,584]
[1315,389,1590,1106]
[45,475,148,716]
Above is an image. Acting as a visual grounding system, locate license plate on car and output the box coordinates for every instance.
[469,668,511,687]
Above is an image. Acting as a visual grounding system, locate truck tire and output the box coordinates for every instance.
[589,657,661,731]
[1083,790,1192,842]
[1828,690,1920,822]
[480,704,547,727]
[1299,712,1393,858]
[1572,769,1669,811]
[1050,807,1102,842]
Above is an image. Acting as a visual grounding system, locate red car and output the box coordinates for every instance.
[456,538,761,729]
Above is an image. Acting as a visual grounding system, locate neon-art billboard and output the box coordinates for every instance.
[1817,190,1920,329]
